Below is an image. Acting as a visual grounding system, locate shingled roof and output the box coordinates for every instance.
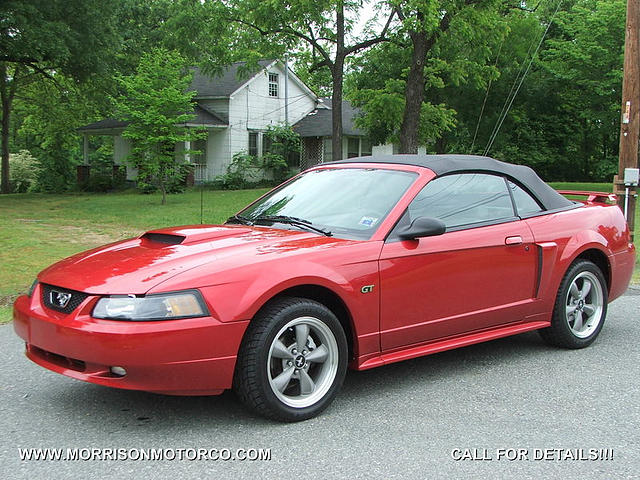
[189,60,274,98]
[78,105,228,133]
[293,98,364,137]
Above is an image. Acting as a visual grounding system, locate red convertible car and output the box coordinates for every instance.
[14,155,635,421]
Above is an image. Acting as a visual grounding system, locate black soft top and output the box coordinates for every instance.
[327,154,574,211]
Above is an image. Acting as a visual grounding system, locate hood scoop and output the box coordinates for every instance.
[140,225,253,246]
[141,232,185,245]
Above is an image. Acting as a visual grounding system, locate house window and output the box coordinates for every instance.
[248,132,259,156]
[347,137,360,158]
[361,138,372,156]
[268,73,279,97]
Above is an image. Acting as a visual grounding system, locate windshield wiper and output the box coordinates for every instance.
[252,215,332,237]
[226,214,252,226]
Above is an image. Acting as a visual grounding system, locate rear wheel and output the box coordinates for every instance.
[539,260,608,349]
[233,297,348,422]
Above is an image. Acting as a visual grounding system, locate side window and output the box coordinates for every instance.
[407,173,516,229]
[508,180,544,216]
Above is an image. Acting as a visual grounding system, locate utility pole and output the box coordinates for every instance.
[617,0,640,239]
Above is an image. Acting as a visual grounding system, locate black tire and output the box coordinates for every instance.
[233,296,348,422]
[539,259,608,349]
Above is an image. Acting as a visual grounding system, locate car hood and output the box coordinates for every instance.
[38,224,351,295]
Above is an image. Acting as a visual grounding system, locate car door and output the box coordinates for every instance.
[379,173,539,351]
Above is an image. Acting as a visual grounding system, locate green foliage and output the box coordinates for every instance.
[0,0,119,79]
[1,0,121,193]
[263,124,301,181]
[350,79,406,145]
[348,0,505,151]
[217,125,300,190]
[114,48,204,204]
[8,150,40,193]
[465,0,626,181]
[16,77,97,192]
[216,152,264,190]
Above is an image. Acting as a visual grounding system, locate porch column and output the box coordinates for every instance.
[83,134,89,165]
[184,140,191,163]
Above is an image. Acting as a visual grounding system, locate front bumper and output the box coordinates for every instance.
[13,286,249,395]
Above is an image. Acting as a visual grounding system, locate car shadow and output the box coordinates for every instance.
[25,329,564,432]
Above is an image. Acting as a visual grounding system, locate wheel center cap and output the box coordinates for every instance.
[578,299,584,310]
[294,355,306,368]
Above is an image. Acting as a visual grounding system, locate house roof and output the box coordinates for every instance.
[293,97,364,137]
[189,104,228,126]
[327,154,575,211]
[189,60,274,98]
[77,118,128,132]
[77,105,228,133]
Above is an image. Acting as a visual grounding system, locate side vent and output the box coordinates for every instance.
[141,233,186,245]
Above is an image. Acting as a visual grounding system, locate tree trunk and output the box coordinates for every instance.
[331,1,346,161]
[399,9,455,154]
[331,59,344,161]
[399,29,428,154]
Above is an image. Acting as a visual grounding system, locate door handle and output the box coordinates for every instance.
[505,236,523,245]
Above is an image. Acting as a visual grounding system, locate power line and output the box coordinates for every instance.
[470,40,504,153]
[483,0,562,156]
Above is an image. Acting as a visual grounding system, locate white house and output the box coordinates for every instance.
[78,60,392,183]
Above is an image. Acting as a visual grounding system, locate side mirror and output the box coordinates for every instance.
[397,216,446,240]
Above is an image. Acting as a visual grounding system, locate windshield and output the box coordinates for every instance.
[235,168,417,240]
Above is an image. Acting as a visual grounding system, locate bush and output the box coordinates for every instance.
[9,150,41,193]
[216,152,264,190]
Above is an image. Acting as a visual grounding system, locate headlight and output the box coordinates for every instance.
[27,280,38,297]
[92,290,209,321]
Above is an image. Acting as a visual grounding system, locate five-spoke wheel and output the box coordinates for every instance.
[564,270,604,338]
[540,259,608,348]
[267,317,339,408]
[233,297,347,422]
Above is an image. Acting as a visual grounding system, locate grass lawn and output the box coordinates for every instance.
[0,183,637,325]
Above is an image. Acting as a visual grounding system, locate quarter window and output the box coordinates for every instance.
[508,180,544,216]
[408,173,516,229]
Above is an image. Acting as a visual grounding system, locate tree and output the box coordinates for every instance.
[393,0,505,153]
[228,0,396,160]
[114,48,202,205]
[0,0,119,193]
[539,0,625,179]
[349,0,506,152]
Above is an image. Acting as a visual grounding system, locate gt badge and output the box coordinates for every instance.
[361,285,375,294]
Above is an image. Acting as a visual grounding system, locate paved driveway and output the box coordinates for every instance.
[1,289,638,479]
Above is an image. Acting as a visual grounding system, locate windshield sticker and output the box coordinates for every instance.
[359,216,379,227]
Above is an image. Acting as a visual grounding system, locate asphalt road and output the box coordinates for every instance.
[1,290,639,480]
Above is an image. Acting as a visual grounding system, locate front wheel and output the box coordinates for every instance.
[233,297,348,422]
[539,259,608,349]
